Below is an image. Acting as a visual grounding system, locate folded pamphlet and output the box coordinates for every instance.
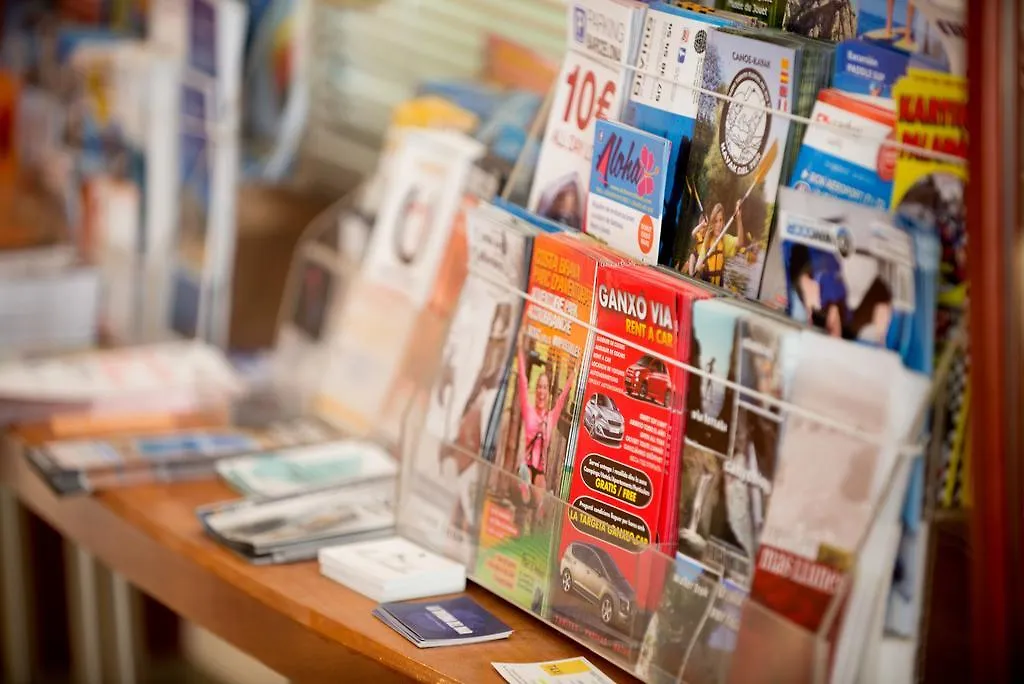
[217,439,397,498]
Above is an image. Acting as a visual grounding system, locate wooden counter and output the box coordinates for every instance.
[0,444,637,684]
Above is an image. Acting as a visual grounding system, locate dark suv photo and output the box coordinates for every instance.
[559,541,636,629]
[625,354,673,407]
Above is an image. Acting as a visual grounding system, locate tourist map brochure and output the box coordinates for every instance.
[29,415,339,495]
[201,478,396,558]
[217,439,398,498]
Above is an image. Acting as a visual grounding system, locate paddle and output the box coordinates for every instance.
[694,139,779,274]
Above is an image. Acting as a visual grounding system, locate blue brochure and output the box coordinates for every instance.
[773,187,937,376]
[374,596,513,647]
[832,39,909,98]
[585,118,671,264]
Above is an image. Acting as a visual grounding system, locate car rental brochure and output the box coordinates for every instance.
[585,119,671,264]
[527,0,647,230]
[548,261,707,661]
[403,204,534,565]
[673,28,797,300]
[474,233,602,618]
[216,439,398,499]
[319,536,467,603]
[373,595,513,648]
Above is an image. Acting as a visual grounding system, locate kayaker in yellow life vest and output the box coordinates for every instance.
[684,198,748,286]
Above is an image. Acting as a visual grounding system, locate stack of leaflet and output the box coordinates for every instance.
[216,439,399,498]
[200,479,396,565]
[0,340,246,426]
[373,596,513,648]
[319,536,466,602]
[28,413,340,495]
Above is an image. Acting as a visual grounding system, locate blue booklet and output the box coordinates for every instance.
[374,596,513,648]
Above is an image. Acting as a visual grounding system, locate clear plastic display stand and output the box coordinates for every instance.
[276,189,959,684]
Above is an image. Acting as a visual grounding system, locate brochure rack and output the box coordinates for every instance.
[276,194,961,683]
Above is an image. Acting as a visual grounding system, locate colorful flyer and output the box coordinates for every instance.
[790,89,897,210]
[585,119,671,264]
[624,4,736,262]
[674,29,797,299]
[474,233,600,617]
[549,263,686,659]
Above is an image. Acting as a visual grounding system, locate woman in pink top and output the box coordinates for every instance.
[516,344,575,494]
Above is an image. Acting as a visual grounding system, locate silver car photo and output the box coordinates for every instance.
[583,392,625,444]
[559,541,635,629]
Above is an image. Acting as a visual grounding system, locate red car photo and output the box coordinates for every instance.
[624,354,673,407]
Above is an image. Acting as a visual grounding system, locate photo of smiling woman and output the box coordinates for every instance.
[515,335,576,496]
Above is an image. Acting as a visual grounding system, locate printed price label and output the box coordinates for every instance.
[562,65,616,130]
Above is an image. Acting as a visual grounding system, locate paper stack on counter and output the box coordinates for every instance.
[200,479,396,565]
[217,439,398,498]
[319,536,466,603]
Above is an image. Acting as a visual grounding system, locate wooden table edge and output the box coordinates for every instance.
[0,435,618,684]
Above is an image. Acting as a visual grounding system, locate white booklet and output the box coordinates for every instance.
[319,536,466,602]
[217,439,398,498]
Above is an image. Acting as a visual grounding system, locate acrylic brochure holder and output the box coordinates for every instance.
[274,197,958,684]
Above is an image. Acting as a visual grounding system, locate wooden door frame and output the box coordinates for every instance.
[965,0,1024,680]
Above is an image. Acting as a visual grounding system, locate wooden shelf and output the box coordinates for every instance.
[0,439,637,684]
